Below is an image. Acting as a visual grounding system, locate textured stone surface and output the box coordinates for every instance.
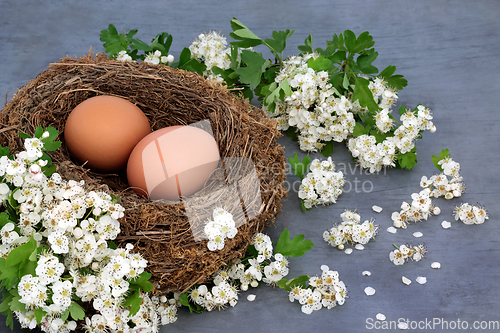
[1,1,499,332]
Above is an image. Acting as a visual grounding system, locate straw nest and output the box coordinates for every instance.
[0,53,286,293]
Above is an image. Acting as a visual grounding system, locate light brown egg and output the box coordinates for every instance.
[127,126,220,201]
[64,95,151,172]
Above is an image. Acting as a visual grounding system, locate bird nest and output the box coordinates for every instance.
[0,53,287,293]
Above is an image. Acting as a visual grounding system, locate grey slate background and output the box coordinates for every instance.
[0,0,499,332]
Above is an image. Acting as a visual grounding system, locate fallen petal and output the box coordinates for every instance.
[416,276,427,284]
[431,262,441,269]
[362,271,371,276]
[402,276,411,285]
[441,221,451,229]
[413,231,423,238]
[372,205,383,213]
[345,248,353,254]
[355,244,365,250]
[398,321,408,329]
[364,286,376,296]
[387,227,397,234]
[246,294,256,301]
[376,313,386,321]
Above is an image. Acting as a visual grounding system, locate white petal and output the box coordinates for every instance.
[433,207,441,215]
[441,221,451,229]
[320,265,329,272]
[372,205,383,213]
[416,276,427,284]
[431,262,441,269]
[402,276,411,285]
[355,244,364,250]
[362,271,371,276]
[344,248,353,255]
[413,231,423,238]
[376,313,386,321]
[398,321,409,329]
[246,294,256,301]
[387,227,397,234]
[364,286,376,296]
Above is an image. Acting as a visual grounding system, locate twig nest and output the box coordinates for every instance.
[0,53,286,293]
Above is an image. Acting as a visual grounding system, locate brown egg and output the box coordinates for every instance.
[64,95,151,172]
[127,126,220,201]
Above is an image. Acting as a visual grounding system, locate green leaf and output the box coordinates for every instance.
[352,76,379,112]
[298,34,313,53]
[342,72,350,90]
[321,141,334,157]
[328,50,347,64]
[385,74,408,90]
[130,38,152,52]
[343,30,357,52]
[179,293,204,313]
[100,24,132,56]
[439,148,450,160]
[378,65,408,90]
[4,311,12,330]
[0,290,13,313]
[285,127,298,142]
[35,308,47,324]
[0,146,10,158]
[431,149,450,172]
[130,271,154,293]
[176,48,206,75]
[235,50,270,89]
[277,275,310,292]
[307,55,332,72]
[18,132,30,140]
[123,290,142,317]
[229,18,264,48]
[275,228,314,258]
[42,141,62,152]
[68,301,85,321]
[356,50,379,74]
[263,79,291,111]
[397,150,418,170]
[60,309,69,321]
[19,257,36,278]
[288,153,310,180]
[399,106,408,116]
[6,235,36,267]
[379,65,396,78]
[300,199,309,213]
[0,212,12,229]
[352,122,369,137]
[370,129,391,144]
[352,31,375,53]
[9,294,25,312]
[264,29,294,55]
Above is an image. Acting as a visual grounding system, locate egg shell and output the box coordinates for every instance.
[64,95,151,172]
[127,126,220,201]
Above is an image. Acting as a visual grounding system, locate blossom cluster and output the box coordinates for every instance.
[298,157,345,209]
[389,243,427,265]
[391,188,437,229]
[188,232,289,311]
[288,265,347,314]
[116,49,174,65]
[391,152,465,228]
[453,202,489,225]
[0,131,179,333]
[268,54,359,152]
[347,105,435,173]
[189,31,234,81]
[420,156,465,200]
[323,209,379,249]
[204,207,238,251]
